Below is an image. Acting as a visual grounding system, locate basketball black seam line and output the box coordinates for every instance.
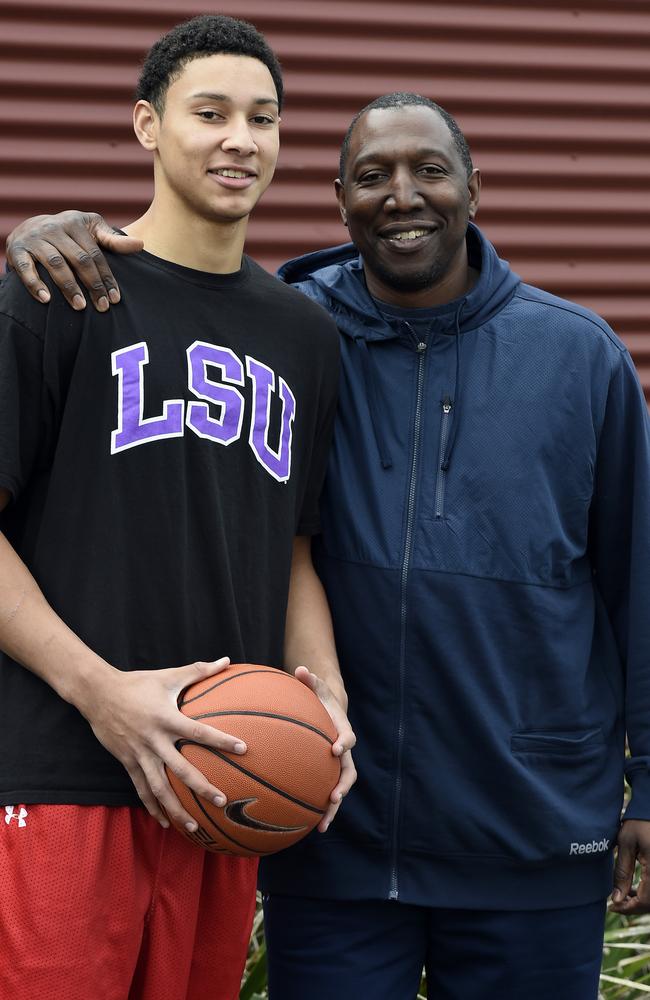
[190,790,276,855]
[180,669,279,706]
[176,740,326,815]
[188,710,334,745]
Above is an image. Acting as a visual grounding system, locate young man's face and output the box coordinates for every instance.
[147,53,280,224]
[336,106,480,303]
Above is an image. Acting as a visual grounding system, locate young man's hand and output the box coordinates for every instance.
[610,818,650,913]
[78,656,248,833]
[5,210,141,311]
[294,665,357,833]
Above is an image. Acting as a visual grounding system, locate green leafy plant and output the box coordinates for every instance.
[600,912,650,997]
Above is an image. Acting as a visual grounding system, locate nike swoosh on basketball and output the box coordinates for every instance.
[224,797,308,834]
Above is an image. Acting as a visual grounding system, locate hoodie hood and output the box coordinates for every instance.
[278,222,521,342]
[279,222,522,471]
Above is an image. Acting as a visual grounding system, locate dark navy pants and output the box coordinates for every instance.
[263,894,606,1000]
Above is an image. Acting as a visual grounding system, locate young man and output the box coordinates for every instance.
[7,95,650,999]
[0,15,354,1000]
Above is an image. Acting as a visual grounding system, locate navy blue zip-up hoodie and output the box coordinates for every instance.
[260,224,650,910]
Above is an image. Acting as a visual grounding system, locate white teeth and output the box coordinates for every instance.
[215,169,249,178]
[390,229,428,241]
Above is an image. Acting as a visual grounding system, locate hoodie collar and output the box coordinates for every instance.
[277,223,520,342]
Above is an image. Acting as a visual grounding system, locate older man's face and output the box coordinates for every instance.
[336,106,480,304]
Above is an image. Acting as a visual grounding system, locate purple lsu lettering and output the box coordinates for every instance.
[111,340,296,483]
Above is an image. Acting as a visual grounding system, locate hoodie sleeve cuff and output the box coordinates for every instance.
[623,761,650,821]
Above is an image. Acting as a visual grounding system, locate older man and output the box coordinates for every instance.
[7,92,650,1000]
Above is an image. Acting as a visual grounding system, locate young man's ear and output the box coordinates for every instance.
[132,101,159,152]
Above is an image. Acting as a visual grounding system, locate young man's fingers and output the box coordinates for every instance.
[298,664,350,759]
[127,761,169,828]
[177,715,247,755]
[296,668,356,756]
[318,790,347,832]
[164,747,227,807]
[139,757,203,834]
[331,751,357,800]
[293,664,314,684]
[317,752,357,833]
[173,657,231,689]
[318,802,340,833]
[332,719,356,756]
[326,768,355,815]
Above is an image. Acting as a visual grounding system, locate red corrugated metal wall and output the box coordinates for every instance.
[2,0,649,394]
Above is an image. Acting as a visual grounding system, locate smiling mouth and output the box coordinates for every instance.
[380,226,437,251]
[207,167,257,191]
[210,168,255,179]
[389,228,429,241]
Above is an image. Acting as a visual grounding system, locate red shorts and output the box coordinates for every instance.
[0,804,257,1000]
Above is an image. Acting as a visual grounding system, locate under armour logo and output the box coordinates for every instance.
[4,806,27,828]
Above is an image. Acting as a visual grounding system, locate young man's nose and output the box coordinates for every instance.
[221,116,258,156]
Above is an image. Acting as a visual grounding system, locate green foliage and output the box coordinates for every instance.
[240,897,268,1000]
[240,899,650,999]
[600,912,650,998]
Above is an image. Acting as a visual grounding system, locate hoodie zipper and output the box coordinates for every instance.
[389,338,427,901]
[434,397,453,519]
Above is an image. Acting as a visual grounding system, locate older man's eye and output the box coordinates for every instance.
[358,171,384,184]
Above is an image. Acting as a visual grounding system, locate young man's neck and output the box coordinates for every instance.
[124,198,247,274]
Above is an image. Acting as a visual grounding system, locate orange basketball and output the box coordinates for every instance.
[166,663,341,856]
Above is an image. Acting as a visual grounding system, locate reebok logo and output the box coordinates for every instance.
[569,838,609,856]
[4,806,27,828]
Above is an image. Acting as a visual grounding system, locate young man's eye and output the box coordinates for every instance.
[250,114,276,126]
[197,110,222,121]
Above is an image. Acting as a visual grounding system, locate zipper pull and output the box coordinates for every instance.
[417,341,427,353]
[440,397,454,472]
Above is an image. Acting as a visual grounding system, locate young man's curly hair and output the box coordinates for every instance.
[136,14,284,116]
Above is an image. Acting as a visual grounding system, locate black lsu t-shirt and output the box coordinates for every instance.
[0,251,339,804]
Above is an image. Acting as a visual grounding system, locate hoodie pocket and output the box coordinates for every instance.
[401,724,618,860]
[511,728,604,758]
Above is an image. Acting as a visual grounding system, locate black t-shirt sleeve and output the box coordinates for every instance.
[296,319,340,536]
[0,308,46,502]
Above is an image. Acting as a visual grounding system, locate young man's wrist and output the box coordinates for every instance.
[52,643,117,712]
